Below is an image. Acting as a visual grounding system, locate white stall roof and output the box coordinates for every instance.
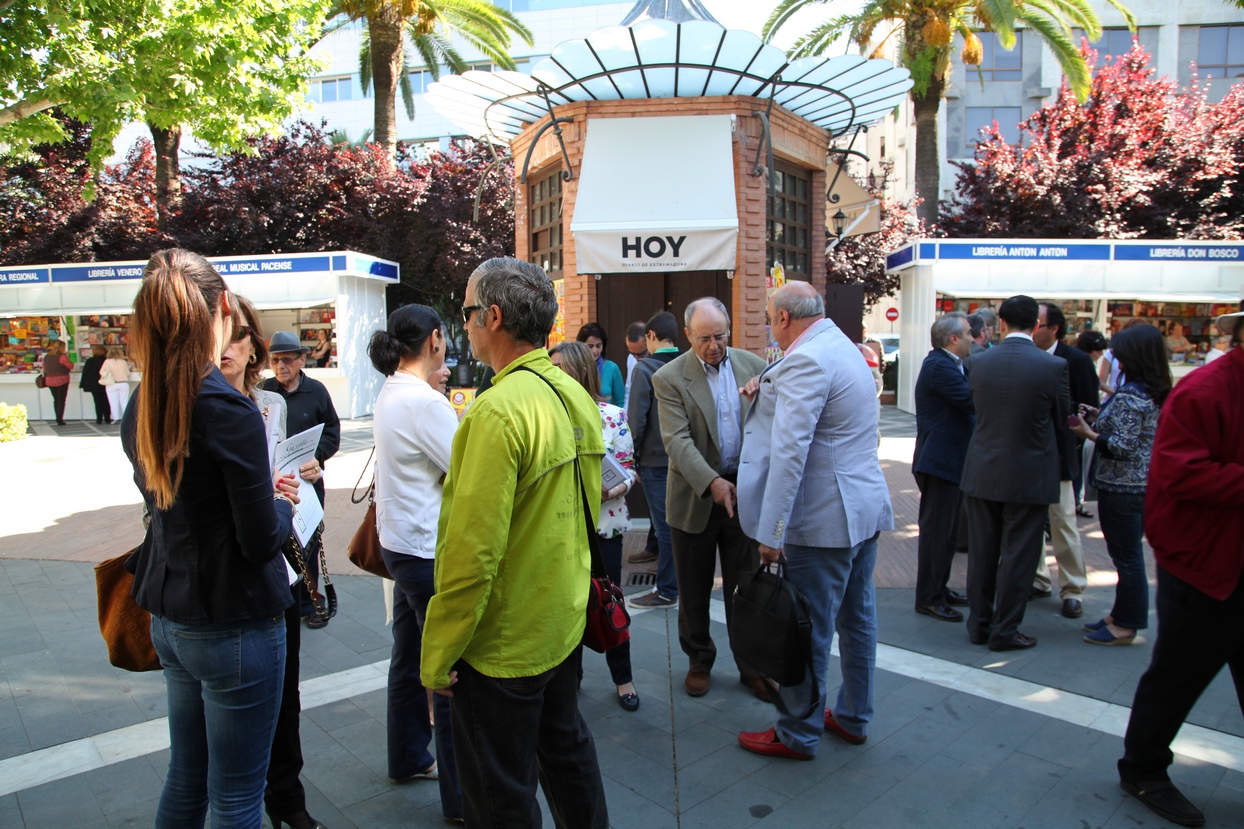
[571,115,737,274]
[426,19,912,142]
[0,251,399,317]
[885,239,1244,302]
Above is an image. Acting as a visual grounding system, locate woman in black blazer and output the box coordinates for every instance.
[79,345,109,424]
[122,249,301,829]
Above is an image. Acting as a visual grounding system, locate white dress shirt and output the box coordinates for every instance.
[940,347,966,373]
[700,353,742,475]
[373,372,459,558]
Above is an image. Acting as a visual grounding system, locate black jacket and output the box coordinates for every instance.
[260,371,341,504]
[79,355,105,391]
[1053,341,1101,481]
[913,349,976,486]
[122,368,293,624]
[961,337,1072,505]
[627,350,680,467]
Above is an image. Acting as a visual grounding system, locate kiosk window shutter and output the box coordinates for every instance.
[767,162,811,281]
[529,167,564,277]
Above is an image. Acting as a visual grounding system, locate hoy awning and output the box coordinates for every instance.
[571,115,737,274]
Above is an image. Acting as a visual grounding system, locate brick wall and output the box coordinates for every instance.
[509,96,836,355]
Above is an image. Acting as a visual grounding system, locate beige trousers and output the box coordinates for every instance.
[1034,480,1087,598]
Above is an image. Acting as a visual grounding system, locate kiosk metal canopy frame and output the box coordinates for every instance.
[427,19,913,143]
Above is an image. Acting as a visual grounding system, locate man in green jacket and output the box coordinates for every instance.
[421,257,608,828]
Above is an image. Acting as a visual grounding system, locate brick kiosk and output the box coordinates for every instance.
[426,12,912,364]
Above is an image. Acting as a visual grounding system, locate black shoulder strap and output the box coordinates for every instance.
[514,367,605,578]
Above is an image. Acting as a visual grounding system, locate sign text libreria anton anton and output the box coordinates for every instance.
[0,253,401,286]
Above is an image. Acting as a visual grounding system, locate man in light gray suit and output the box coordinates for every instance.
[736,282,894,761]
[653,298,769,700]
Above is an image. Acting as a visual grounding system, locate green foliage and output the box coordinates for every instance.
[907,45,940,100]
[1,0,333,177]
[0,404,29,442]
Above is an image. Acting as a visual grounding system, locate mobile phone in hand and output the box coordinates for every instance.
[1067,414,1081,427]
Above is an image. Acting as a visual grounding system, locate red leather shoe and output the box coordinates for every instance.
[823,709,867,745]
[738,727,813,760]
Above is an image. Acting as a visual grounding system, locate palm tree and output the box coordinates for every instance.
[764,0,1135,227]
[329,0,533,159]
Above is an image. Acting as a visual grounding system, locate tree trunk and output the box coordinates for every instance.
[913,73,945,230]
[149,122,182,232]
[369,7,405,160]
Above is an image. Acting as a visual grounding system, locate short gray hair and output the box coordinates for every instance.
[975,308,998,328]
[470,258,559,347]
[772,288,824,320]
[931,312,970,349]
[684,297,730,328]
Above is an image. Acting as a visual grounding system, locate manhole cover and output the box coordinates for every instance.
[627,572,656,586]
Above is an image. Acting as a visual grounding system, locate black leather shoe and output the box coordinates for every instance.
[916,604,964,622]
[989,633,1037,651]
[618,692,640,712]
[1120,780,1205,827]
[945,589,969,607]
[303,610,328,629]
[267,809,328,829]
[1061,598,1083,618]
[1028,587,1052,601]
[968,630,989,645]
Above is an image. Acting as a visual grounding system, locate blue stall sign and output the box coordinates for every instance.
[885,246,915,270]
[353,258,399,280]
[938,243,1111,261]
[0,267,51,285]
[210,255,332,275]
[52,263,147,282]
[1114,244,1244,262]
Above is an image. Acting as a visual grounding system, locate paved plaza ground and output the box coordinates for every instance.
[0,408,1241,827]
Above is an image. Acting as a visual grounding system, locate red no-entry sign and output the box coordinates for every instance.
[885,307,899,322]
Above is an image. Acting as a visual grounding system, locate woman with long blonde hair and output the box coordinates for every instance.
[122,249,300,829]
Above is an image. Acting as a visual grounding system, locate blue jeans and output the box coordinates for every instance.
[775,534,879,756]
[1097,489,1149,630]
[640,465,677,599]
[450,656,608,828]
[382,548,462,820]
[151,614,286,829]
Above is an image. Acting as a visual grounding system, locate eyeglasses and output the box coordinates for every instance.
[230,325,251,343]
[461,305,485,324]
[270,355,302,366]
[692,332,729,347]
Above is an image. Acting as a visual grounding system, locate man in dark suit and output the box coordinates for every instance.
[653,298,768,700]
[961,295,1072,651]
[912,313,976,622]
[1031,303,1099,618]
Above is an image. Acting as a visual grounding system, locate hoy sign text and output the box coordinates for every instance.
[622,236,688,259]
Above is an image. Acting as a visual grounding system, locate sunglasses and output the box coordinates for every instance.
[461,305,485,324]
[231,325,251,343]
[270,354,302,366]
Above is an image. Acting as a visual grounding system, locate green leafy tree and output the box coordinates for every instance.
[763,0,1135,228]
[328,0,533,159]
[0,0,332,226]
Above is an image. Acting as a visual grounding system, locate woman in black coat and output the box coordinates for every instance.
[79,345,110,424]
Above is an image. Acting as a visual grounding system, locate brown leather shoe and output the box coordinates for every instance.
[684,670,710,697]
[741,676,775,703]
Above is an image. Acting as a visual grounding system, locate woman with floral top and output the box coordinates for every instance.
[1071,324,1171,646]
[550,341,640,711]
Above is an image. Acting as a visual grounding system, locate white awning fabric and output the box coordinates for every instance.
[571,114,737,274]
[827,166,879,245]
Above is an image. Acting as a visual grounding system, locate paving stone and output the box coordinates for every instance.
[677,776,791,829]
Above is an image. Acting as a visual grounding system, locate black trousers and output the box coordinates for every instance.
[964,495,1047,645]
[89,389,110,423]
[670,502,760,679]
[450,656,608,829]
[570,535,632,687]
[915,473,963,607]
[265,584,306,818]
[299,481,325,616]
[48,384,68,423]
[1119,566,1244,784]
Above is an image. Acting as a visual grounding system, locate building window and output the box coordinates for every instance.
[767,162,811,282]
[972,31,1023,81]
[965,106,1022,151]
[309,76,357,103]
[529,167,563,277]
[1198,25,1244,80]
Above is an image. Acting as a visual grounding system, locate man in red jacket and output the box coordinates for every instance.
[1117,311,1244,828]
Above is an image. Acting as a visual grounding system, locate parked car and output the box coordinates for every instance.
[876,334,900,363]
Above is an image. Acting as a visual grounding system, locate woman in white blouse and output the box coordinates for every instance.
[367,305,462,820]
[101,347,132,422]
[549,341,640,712]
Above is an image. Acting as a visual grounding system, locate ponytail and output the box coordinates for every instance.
[368,304,442,377]
[130,249,228,509]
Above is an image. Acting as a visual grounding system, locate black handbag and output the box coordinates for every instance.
[732,561,818,717]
